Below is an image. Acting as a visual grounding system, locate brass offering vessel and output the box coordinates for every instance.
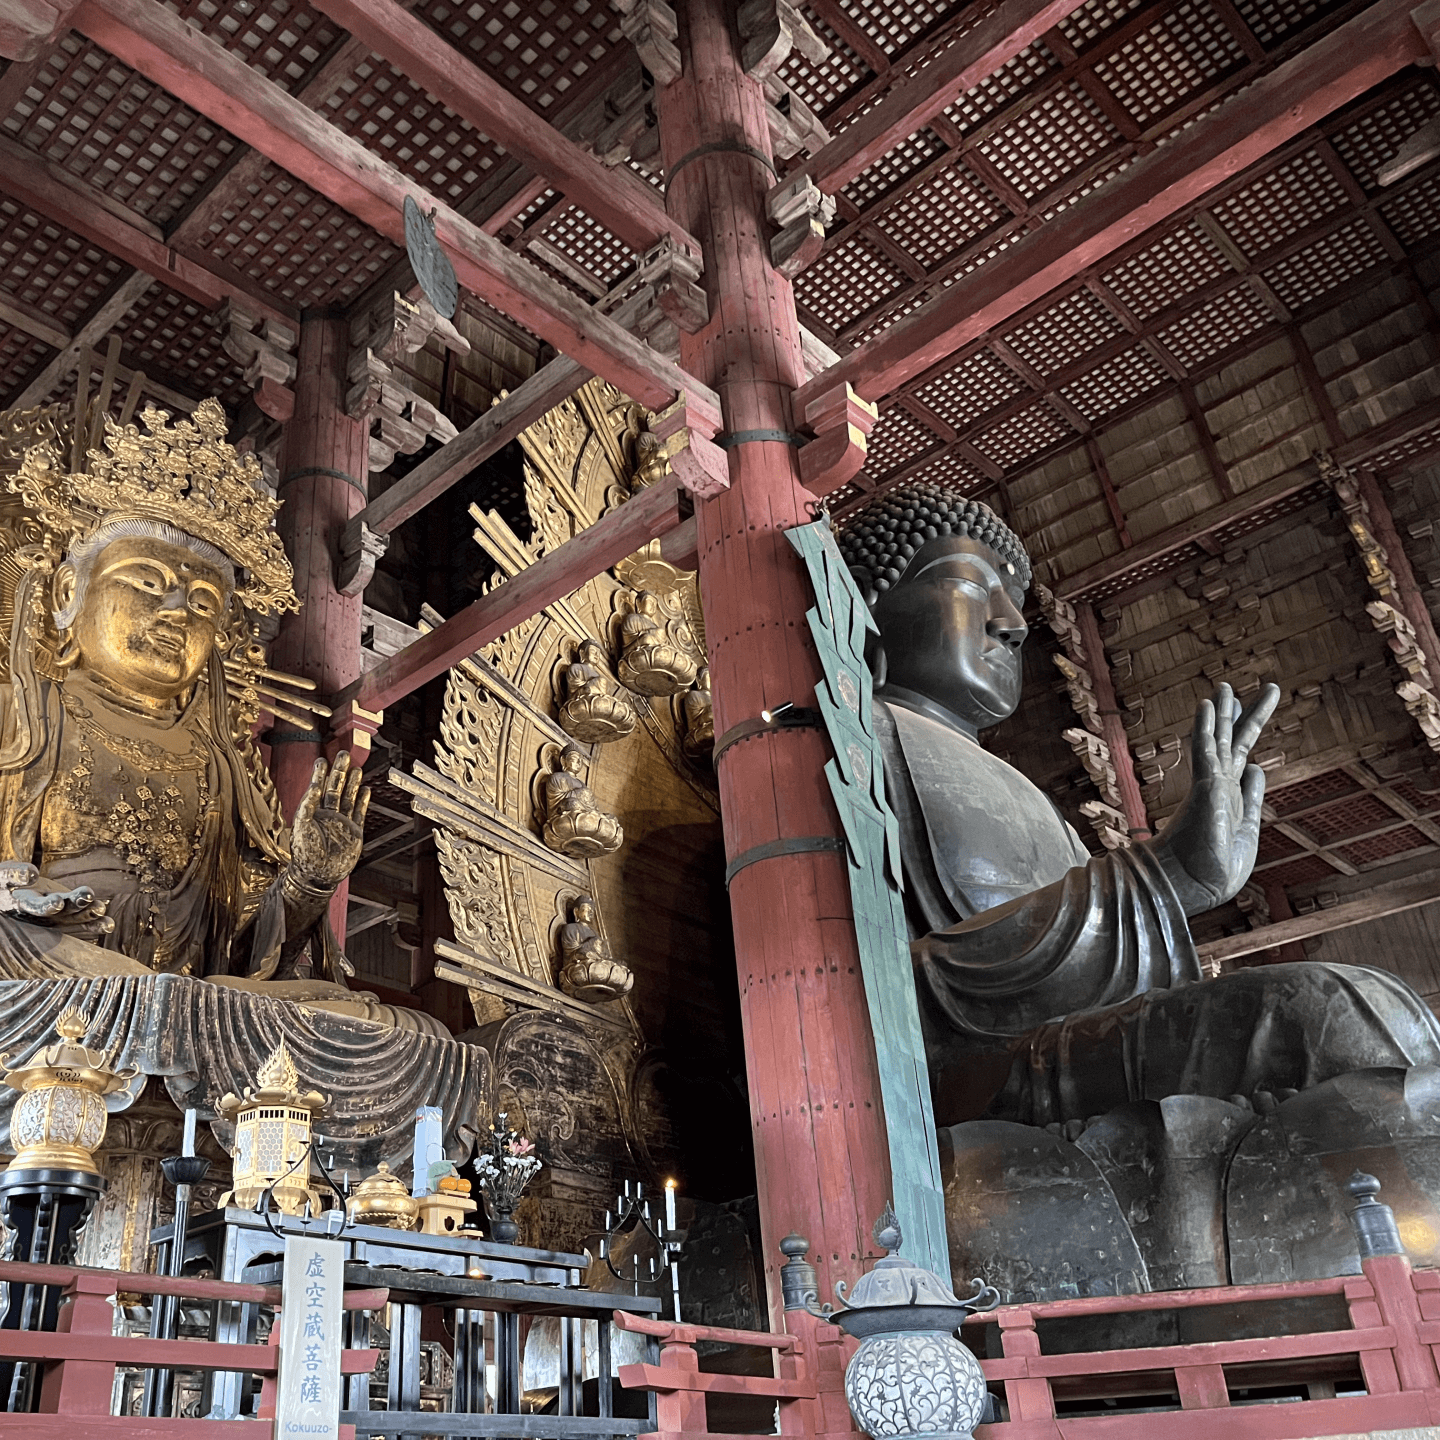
[347,1161,421,1230]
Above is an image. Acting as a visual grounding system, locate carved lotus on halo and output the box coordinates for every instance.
[618,640,698,697]
[543,807,624,859]
[559,953,634,1002]
[559,687,637,745]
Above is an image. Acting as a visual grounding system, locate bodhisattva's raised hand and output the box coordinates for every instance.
[286,752,371,896]
[1147,681,1281,917]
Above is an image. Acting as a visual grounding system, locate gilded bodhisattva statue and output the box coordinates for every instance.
[0,400,367,986]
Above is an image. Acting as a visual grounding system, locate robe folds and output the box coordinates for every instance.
[874,695,1440,1125]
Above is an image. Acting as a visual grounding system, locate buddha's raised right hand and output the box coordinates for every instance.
[1147,681,1281,917]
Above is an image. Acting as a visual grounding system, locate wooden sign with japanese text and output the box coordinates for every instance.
[278,1235,344,1439]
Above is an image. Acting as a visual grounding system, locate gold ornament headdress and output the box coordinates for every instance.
[8,398,298,616]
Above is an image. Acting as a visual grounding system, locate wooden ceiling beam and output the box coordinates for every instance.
[794,0,1429,411]
[790,0,1094,195]
[1196,871,1440,965]
[0,134,295,325]
[337,476,687,713]
[306,0,691,258]
[72,0,720,417]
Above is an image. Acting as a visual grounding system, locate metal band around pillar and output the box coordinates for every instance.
[281,465,367,497]
[713,707,822,765]
[664,140,777,194]
[714,429,808,450]
[725,836,846,887]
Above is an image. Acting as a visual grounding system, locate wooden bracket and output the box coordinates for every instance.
[1414,0,1440,62]
[767,174,835,278]
[796,382,878,497]
[636,237,709,335]
[218,299,297,422]
[737,0,830,80]
[651,394,729,499]
[336,514,391,597]
[613,0,681,86]
[328,699,385,766]
[0,0,79,60]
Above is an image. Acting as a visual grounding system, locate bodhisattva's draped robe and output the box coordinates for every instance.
[875,695,1440,1127]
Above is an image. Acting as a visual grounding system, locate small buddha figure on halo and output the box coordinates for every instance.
[557,893,632,1001]
[617,590,698,697]
[629,429,669,493]
[542,744,622,858]
[0,400,369,986]
[558,638,636,744]
[682,666,714,759]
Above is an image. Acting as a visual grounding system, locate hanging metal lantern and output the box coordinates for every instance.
[216,1039,328,1216]
[829,1209,999,1440]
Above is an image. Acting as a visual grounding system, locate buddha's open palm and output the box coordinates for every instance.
[1147,681,1280,917]
[289,753,370,891]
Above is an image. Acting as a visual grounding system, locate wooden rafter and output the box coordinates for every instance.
[307,0,691,258]
[72,0,719,417]
[795,0,1430,411]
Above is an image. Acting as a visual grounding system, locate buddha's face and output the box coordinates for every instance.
[61,535,230,702]
[871,535,1028,730]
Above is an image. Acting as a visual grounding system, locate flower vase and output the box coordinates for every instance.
[486,1200,520,1245]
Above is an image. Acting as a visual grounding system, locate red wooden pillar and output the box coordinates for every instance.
[272,312,370,942]
[657,0,892,1328]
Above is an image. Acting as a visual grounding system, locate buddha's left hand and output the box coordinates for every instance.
[1147,681,1280,917]
[287,753,371,892]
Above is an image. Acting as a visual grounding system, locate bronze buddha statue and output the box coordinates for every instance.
[838,481,1440,1294]
[0,401,369,988]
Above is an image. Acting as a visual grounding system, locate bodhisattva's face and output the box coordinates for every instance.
[64,535,229,702]
[871,535,1028,732]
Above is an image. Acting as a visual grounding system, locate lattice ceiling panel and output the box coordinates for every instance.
[0,323,53,399]
[534,206,635,291]
[1255,827,1304,861]
[845,286,934,345]
[781,10,872,117]
[902,445,991,493]
[321,59,508,204]
[1295,792,1398,841]
[1258,854,1344,886]
[975,81,1123,203]
[1210,481,1323,545]
[1058,0,1152,50]
[1059,343,1170,421]
[5,36,240,228]
[842,128,949,209]
[122,283,248,408]
[1392,779,1440,814]
[1074,540,1206,600]
[196,162,400,308]
[834,0,950,58]
[794,234,911,333]
[0,196,127,334]
[1270,769,1364,815]
[1091,0,1247,129]
[1155,283,1271,369]
[1209,150,1351,259]
[971,401,1075,469]
[1100,219,1232,320]
[411,0,625,112]
[1233,0,1340,47]
[871,160,1009,270]
[1260,221,1389,313]
[1358,413,1440,474]
[943,43,1060,138]
[1339,826,1432,867]
[1331,79,1440,193]
[862,403,943,476]
[913,346,1029,428]
[1379,172,1440,248]
[174,0,344,88]
[1005,287,1126,375]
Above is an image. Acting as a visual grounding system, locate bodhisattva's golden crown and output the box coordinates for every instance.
[8,398,298,616]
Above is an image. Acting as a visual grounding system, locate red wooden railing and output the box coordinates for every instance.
[0,1259,386,1439]
[618,1251,1440,1440]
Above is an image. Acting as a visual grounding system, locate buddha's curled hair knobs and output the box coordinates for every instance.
[835,481,1031,593]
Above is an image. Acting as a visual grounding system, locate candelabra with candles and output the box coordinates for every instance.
[597,1178,682,1321]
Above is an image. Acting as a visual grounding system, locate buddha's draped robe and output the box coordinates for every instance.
[875,696,1440,1127]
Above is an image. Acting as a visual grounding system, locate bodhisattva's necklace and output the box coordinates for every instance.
[57,681,213,895]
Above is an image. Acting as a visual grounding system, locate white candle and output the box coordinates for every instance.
[664,1178,677,1233]
[182,1108,197,1159]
